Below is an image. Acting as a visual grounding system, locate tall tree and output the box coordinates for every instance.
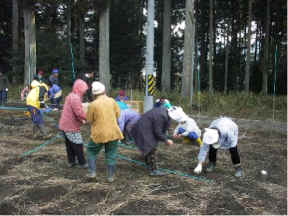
[182,0,196,99]
[99,0,111,92]
[224,22,230,94]
[208,0,214,92]
[262,0,270,94]
[12,0,19,83]
[79,14,85,73]
[244,0,254,92]
[161,0,171,91]
[23,1,36,86]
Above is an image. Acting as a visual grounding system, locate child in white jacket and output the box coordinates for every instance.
[168,106,202,146]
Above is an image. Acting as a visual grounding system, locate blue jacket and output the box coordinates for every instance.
[48,84,62,99]
[117,109,141,132]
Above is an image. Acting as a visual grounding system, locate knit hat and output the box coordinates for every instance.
[203,128,219,145]
[154,98,171,109]
[119,90,125,97]
[52,68,58,74]
[92,81,105,95]
[38,70,44,75]
[167,106,188,122]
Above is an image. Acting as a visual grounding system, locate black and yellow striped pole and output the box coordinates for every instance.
[147,74,156,96]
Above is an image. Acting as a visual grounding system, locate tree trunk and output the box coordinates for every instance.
[23,3,36,86]
[99,0,111,92]
[12,0,19,83]
[262,0,270,94]
[67,0,72,44]
[244,0,253,92]
[224,26,230,94]
[182,0,196,100]
[79,14,85,74]
[208,0,214,92]
[161,0,171,92]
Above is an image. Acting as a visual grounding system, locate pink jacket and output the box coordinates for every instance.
[59,79,88,132]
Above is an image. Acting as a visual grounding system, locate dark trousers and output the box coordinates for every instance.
[0,89,7,104]
[64,135,86,165]
[209,145,240,165]
[50,96,62,109]
[145,148,157,171]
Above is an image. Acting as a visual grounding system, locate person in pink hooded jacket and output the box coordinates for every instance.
[59,79,88,168]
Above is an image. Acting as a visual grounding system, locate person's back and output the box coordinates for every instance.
[87,94,123,143]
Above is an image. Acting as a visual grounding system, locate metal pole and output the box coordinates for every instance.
[144,0,155,112]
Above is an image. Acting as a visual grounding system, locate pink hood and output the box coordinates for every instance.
[58,79,88,132]
[72,79,88,97]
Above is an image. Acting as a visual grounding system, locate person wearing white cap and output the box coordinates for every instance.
[193,117,242,177]
[168,106,202,146]
[86,81,124,182]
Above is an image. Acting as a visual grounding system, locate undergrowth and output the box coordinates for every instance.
[5,85,287,122]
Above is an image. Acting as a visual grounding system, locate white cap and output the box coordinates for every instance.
[92,81,105,95]
[168,106,188,123]
[203,128,219,145]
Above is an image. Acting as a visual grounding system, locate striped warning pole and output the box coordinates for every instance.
[148,74,156,96]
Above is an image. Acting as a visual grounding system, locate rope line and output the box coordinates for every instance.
[20,133,62,158]
[19,134,213,183]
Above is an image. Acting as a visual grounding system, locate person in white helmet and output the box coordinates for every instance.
[193,117,242,177]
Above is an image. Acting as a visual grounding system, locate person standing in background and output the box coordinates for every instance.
[49,68,59,85]
[0,70,9,104]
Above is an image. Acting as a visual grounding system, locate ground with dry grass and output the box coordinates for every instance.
[0,108,286,215]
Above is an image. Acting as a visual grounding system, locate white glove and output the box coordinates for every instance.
[5,88,8,91]
[193,163,203,174]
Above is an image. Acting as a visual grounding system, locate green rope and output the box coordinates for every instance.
[20,133,62,158]
[116,153,213,183]
[85,141,213,183]
[118,142,137,150]
[0,106,27,111]
[69,41,76,81]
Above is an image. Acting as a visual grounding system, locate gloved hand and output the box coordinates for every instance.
[194,163,203,174]
[187,131,198,140]
[40,101,45,108]
[5,88,8,91]
[196,137,202,146]
[177,127,185,135]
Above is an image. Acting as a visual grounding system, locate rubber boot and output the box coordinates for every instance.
[107,165,115,183]
[206,162,216,172]
[38,125,52,139]
[234,166,243,177]
[32,125,38,138]
[87,158,96,178]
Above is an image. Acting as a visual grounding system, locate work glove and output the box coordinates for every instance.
[177,127,185,135]
[193,163,203,174]
[40,101,45,108]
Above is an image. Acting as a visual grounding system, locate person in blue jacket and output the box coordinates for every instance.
[48,83,62,110]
